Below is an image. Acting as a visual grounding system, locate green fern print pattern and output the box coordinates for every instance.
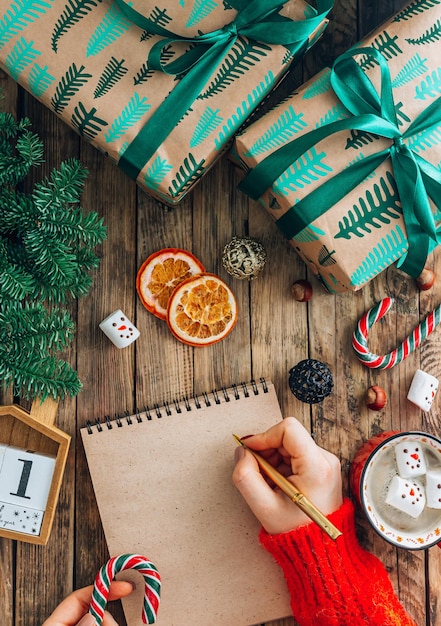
[350,225,408,287]
[244,105,307,157]
[71,101,108,139]
[168,153,206,198]
[393,0,441,21]
[0,0,52,51]
[52,0,103,53]
[293,223,326,243]
[406,124,441,153]
[28,62,55,96]
[104,93,151,143]
[86,2,132,57]
[214,71,274,150]
[190,106,223,148]
[301,71,331,99]
[51,62,92,114]
[406,18,441,44]
[334,171,402,240]
[274,148,332,197]
[186,0,218,28]
[4,35,41,80]
[94,57,128,98]
[198,39,272,99]
[391,53,429,88]
[415,68,441,99]
[144,155,173,191]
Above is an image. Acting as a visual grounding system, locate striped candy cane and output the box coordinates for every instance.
[352,297,441,369]
[89,554,161,625]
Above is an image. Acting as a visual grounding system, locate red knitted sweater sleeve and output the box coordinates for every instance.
[259,498,417,626]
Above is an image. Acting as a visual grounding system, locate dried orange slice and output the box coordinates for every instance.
[137,248,205,320]
[166,273,238,346]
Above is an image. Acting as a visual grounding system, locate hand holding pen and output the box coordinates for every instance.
[232,417,343,537]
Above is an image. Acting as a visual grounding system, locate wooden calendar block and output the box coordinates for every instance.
[0,397,70,544]
[0,446,56,511]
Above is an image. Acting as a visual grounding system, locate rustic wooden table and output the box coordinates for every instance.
[1,0,440,624]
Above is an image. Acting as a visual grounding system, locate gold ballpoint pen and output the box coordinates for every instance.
[233,434,342,541]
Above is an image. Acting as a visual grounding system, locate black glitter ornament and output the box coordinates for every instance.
[288,359,334,404]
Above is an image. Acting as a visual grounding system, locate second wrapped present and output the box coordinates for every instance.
[234,0,441,292]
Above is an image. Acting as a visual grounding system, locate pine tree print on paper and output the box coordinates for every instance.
[345,129,379,150]
[144,155,173,191]
[393,0,440,22]
[28,63,55,96]
[415,68,441,99]
[391,53,429,88]
[104,93,151,143]
[94,57,128,98]
[52,0,103,52]
[244,105,307,157]
[406,18,441,44]
[275,147,332,196]
[168,153,206,198]
[190,107,223,148]
[0,0,52,50]
[334,171,402,240]
[350,225,407,287]
[51,63,92,114]
[214,72,274,149]
[139,6,173,41]
[356,31,402,70]
[134,44,176,85]
[198,39,272,99]
[71,102,108,139]
[186,0,218,28]
[294,223,326,243]
[301,70,331,99]
[406,123,441,154]
[315,104,349,129]
[4,36,41,81]
[86,2,132,57]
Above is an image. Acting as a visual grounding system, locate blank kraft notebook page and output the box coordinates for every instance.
[80,379,291,626]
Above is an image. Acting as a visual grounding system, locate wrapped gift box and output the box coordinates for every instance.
[234,1,441,292]
[0,0,331,205]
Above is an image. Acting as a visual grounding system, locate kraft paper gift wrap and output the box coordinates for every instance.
[234,0,441,293]
[0,0,332,206]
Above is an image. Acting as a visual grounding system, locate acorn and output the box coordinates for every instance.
[416,268,435,291]
[365,385,387,411]
[291,279,313,302]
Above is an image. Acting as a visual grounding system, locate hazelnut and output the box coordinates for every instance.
[291,279,313,302]
[416,268,435,291]
[365,385,387,411]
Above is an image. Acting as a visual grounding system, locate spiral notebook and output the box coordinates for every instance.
[81,379,291,626]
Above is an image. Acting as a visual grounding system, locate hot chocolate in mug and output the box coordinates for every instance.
[350,431,441,549]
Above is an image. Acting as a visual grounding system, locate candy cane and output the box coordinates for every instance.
[89,554,161,625]
[352,297,441,369]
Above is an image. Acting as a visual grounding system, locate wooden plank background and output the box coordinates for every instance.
[1,0,441,625]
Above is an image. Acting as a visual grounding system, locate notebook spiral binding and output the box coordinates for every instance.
[86,378,268,434]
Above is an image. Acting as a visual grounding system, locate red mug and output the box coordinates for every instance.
[350,431,441,550]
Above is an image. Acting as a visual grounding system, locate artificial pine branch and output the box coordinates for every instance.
[0,105,106,401]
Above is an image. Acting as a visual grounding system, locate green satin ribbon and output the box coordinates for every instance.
[239,46,441,278]
[113,0,334,182]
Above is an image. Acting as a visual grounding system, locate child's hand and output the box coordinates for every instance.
[42,581,134,626]
[232,417,343,534]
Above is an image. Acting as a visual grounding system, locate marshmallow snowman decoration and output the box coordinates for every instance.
[394,441,427,478]
[385,440,441,518]
[99,310,140,348]
[407,369,439,412]
[385,476,426,518]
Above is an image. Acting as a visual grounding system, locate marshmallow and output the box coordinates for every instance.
[425,469,441,509]
[99,310,140,348]
[394,440,427,478]
[385,475,426,518]
[407,369,439,412]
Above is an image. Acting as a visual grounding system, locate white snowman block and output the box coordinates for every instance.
[0,446,56,511]
[407,369,439,411]
[385,475,426,518]
[394,440,427,478]
[99,309,140,348]
[425,469,441,509]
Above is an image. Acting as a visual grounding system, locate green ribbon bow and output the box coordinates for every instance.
[239,46,441,278]
[114,0,334,183]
